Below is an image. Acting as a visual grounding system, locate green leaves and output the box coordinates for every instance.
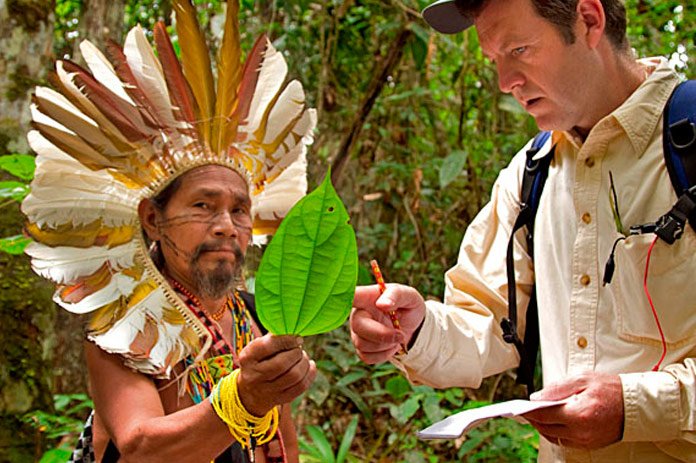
[0,154,34,202]
[439,150,469,189]
[256,171,358,336]
[0,154,36,181]
[0,235,32,255]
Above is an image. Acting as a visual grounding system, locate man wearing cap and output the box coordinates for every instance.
[350,0,696,461]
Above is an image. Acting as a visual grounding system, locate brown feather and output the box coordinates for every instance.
[212,0,242,153]
[31,120,118,171]
[103,41,166,132]
[228,34,267,141]
[61,61,154,143]
[172,0,215,147]
[128,316,159,359]
[32,93,124,160]
[153,21,198,128]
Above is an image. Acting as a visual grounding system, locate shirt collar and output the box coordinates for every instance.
[542,57,680,159]
[611,57,680,158]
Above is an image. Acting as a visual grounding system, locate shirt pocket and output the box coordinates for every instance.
[612,231,696,348]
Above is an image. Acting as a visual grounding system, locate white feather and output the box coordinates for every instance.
[262,80,306,145]
[26,241,137,284]
[53,272,140,314]
[55,62,150,141]
[124,26,178,131]
[243,39,287,137]
[24,132,140,227]
[89,288,192,377]
[80,40,136,105]
[253,150,307,221]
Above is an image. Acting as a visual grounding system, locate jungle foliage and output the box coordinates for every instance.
[2,0,694,461]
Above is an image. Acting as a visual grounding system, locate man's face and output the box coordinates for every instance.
[143,165,253,299]
[475,0,599,132]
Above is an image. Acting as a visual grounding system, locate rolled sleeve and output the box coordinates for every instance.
[620,371,681,441]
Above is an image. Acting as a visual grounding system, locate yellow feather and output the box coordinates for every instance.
[25,221,135,249]
[212,0,242,153]
[173,0,215,148]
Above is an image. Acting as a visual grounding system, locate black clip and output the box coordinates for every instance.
[654,188,696,244]
[629,223,657,236]
[500,317,520,346]
[669,118,696,151]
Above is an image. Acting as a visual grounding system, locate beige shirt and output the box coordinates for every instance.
[396,58,696,462]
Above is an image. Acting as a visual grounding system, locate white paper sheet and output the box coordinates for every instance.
[417,399,567,440]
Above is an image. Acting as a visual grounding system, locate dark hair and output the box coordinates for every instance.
[455,0,628,50]
[151,175,183,211]
[146,175,183,268]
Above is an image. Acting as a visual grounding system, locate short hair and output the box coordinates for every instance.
[455,0,629,51]
[151,175,183,211]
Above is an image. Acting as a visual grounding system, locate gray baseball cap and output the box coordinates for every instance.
[422,0,474,34]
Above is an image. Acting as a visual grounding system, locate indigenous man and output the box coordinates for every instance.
[22,2,317,462]
[350,0,696,461]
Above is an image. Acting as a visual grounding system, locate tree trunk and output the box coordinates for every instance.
[0,0,54,154]
[71,0,125,64]
[0,1,59,461]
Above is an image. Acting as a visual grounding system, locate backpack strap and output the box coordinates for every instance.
[655,80,696,244]
[501,130,554,396]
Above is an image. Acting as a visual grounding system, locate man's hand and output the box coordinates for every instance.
[236,335,316,417]
[349,284,426,364]
[522,372,624,449]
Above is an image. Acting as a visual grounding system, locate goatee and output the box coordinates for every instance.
[190,241,245,299]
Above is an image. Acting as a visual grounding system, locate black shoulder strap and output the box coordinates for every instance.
[501,131,553,396]
[655,79,696,244]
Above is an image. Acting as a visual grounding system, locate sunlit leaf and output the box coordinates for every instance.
[256,171,358,336]
[39,448,73,463]
[0,154,35,180]
[0,181,30,201]
[0,235,32,255]
[439,150,468,189]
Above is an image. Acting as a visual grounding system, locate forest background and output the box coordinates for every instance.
[0,0,693,461]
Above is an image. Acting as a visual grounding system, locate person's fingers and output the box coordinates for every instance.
[238,334,303,365]
[353,285,385,309]
[350,308,402,363]
[530,374,589,401]
[350,308,400,344]
[375,284,425,313]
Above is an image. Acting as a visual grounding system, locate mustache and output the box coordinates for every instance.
[191,241,244,263]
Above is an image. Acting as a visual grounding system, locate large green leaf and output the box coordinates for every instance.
[0,154,35,180]
[256,171,358,336]
[0,235,32,255]
[0,180,30,202]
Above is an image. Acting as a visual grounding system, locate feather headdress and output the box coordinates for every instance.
[22,0,317,377]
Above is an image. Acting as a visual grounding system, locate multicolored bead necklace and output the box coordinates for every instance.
[168,278,253,403]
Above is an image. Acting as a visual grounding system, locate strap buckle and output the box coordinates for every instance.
[500,317,520,345]
[669,118,696,150]
[654,186,696,244]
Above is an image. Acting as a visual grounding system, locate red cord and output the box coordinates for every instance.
[643,235,667,371]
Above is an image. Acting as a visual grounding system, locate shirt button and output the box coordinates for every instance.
[585,157,595,168]
[577,336,588,349]
[581,212,592,224]
[580,274,591,286]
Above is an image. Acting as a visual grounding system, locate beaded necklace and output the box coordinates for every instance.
[168,279,253,403]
